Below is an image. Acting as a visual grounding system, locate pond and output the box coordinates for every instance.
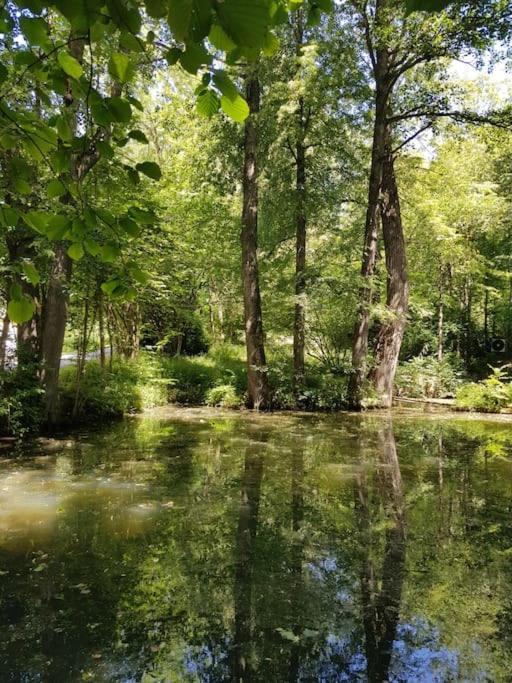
[1,407,512,682]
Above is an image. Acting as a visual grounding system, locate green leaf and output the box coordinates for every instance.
[106,0,142,33]
[168,0,193,41]
[20,17,50,46]
[68,242,84,260]
[8,297,35,324]
[119,216,140,237]
[46,214,70,240]
[208,23,236,51]
[105,96,132,123]
[196,89,220,117]
[23,210,50,234]
[145,0,168,18]
[57,51,84,80]
[47,179,67,198]
[128,207,156,224]
[128,265,150,284]
[135,161,162,180]
[179,43,212,74]
[315,0,333,11]
[90,91,113,126]
[216,0,270,48]
[84,239,101,256]
[405,0,453,12]
[100,243,121,263]
[263,32,279,56]
[21,262,40,285]
[108,52,135,84]
[101,278,122,296]
[128,129,149,144]
[212,71,238,100]
[57,114,73,142]
[0,62,7,83]
[96,140,114,158]
[14,178,31,195]
[221,94,249,122]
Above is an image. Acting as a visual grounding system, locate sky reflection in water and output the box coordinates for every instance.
[0,408,511,682]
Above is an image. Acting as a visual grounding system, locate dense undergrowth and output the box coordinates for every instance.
[2,346,512,440]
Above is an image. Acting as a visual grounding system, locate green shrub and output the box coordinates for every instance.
[395,356,463,399]
[206,384,241,409]
[0,364,44,439]
[59,353,170,419]
[161,346,246,405]
[456,365,512,413]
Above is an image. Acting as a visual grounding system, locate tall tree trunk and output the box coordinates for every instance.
[348,44,390,409]
[370,132,409,407]
[40,243,72,423]
[292,12,308,398]
[98,293,106,369]
[437,272,444,361]
[293,107,307,397]
[40,35,84,424]
[40,36,119,424]
[241,74,269,410]
[0,313,9,369]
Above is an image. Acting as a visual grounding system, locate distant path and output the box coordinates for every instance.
[60,348,112,368]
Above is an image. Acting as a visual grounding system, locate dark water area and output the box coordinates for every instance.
[1,407,512,682]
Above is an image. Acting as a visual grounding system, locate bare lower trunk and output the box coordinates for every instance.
[348,48,389,409]
[98,294,106,369]
[241,74,269,410]
[437,277,444,361]
[40,243,72,424]
[371,136,409,408]
[0,314,9,369]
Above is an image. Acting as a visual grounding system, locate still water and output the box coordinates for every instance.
[1,407,512,682]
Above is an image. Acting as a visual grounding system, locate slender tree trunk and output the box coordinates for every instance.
[98,293,106,369]
[40,243,72,424]
[40,35,84,424]
[348,47,390,409]
[370,132,409,407]
[484,287,489,351]
[0,313,9,369]
[437,273,444,361]
[292,13,308,398]
[293,109,307,397]
[241,74,269,410]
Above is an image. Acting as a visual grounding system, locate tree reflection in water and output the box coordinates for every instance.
[355,419,406,683]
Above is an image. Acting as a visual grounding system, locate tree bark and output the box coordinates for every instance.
[348,41,390,409]
[40,243,72,423]
[293,104,307,397]
[241,74,269,410]
[437,272,444,361]
[0,313,9,369]
[370,131,409,407]
[98,293,106,369]
[292,12,308,398]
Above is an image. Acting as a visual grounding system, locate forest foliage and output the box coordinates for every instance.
[1,0,512,435]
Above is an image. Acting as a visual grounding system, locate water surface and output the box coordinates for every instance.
[1,407,512,682]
